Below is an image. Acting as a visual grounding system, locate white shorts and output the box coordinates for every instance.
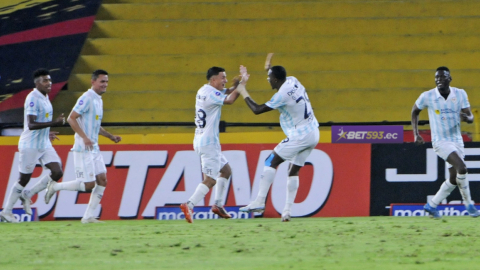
[274,128,320,166]
[433,141,464,169]
[194,144,228,179]
[73,151,106,182]
[18,147,61,174]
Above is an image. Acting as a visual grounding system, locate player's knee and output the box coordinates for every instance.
[50,170,63,181]
[457,166,468,175]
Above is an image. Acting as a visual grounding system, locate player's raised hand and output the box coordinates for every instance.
[55,113,65,126]
[231,75,242,88]
[239,65,250,85]
[49,131,60,142]
[414,133,425,145]
[264,53,274,71]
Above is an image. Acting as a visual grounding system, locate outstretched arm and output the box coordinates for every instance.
[235,65,273,115]
[411,104,424,145]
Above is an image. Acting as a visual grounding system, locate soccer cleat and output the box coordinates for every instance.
[281,211,291,222]
[0,211,19,223]
[467,204,480,218]
[239,202,265,213]
[211,205,231,219]
[44,180,56,204]
[81,217,105,224]
[19,189,32,215]
[180,203,194,223]
[424,203,441,219]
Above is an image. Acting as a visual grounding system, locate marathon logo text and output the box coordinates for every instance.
[390,204,474,217]
[155,206,253,220]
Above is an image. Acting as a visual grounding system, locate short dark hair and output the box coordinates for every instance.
[436,66,450,72]
[92,69,108,80]
[270,66,287,80]
[206,67,225,80]
[33,68,49,80]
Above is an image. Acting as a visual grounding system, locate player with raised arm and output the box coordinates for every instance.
[44,69,122,223]
[179,67,242,223]
[0,69,65,223]
[236,64,319,222]
[412,66,479,219]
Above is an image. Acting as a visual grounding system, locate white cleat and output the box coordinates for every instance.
[19,189,32,215]
[239,202,265,213]
[281,211,291,222]
[81,217,105,224]
[44,180,57,204]
[0,211,19,223]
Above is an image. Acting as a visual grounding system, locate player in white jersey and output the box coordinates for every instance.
[44,69,122,223]
[180,66,242,223]
[0,69,65,223]
[236,65,319,222]
[412,66,479,219]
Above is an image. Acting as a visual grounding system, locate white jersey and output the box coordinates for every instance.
[18,88,53,149]
[265,76,319,140]
[415,86,469,144]
[193,84,227,148]
[71,89,103,152]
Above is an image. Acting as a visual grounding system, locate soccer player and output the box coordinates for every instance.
[44,69,121,223]
[0,69,65,223]
[236,65,319,222]
[179,66,242,223]
[412,66,479,219]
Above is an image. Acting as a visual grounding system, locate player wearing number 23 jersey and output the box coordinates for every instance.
[235,65,319,222]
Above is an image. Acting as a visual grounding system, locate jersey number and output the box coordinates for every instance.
[196,109,206,128]
[295,94,312,120]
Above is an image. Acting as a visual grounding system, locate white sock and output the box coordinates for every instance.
[284,176,299,212]
[54,180,86,192]
[188,183,210,208]
[83,185,105,219]
[214,177,229,207]
[431,180,456,207]
[4,183,24,213]
[456,173,473,206]
[254,167,276,205]
[26,175,52,199]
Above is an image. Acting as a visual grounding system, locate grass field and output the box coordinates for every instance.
[1,216,479,270]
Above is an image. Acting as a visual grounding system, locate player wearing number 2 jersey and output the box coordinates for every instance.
[180,67,242,223]
[236,65,319,222]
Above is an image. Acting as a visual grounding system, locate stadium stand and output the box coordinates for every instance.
[2,0,480,136]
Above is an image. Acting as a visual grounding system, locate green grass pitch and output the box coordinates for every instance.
[1,216,479,270]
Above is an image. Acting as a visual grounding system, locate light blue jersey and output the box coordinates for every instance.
[265,76,319,140]
[416,87,470,144]
[71,89,103,152]
[18,89,53,149]
[193,84,227,148]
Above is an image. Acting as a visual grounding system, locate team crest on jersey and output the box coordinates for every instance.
[79,100,84,105]
[215,92,220,96]
[451,97,456,103]
[29,102,34,107]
